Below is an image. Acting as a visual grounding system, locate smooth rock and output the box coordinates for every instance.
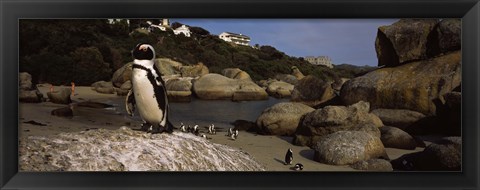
[380,126,417,150]
[375,19,440,67]
[350,159,393,171]
[222,68,252,80]
[47,88,72,104]
[256,102,314,136]
[340,51,461,116]
[293,101,383,147]
[313,131,388,165]
[391,136,461,171]
[371,109,426,130]
[266,81,294,98]
[19,127,265,171]
[193,74,267,101]
[436,18,461,54]
[180,63,209,78]
[167,91,192,102]
[291,75,336,107]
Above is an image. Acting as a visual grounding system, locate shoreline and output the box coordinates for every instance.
[19,86,425,171]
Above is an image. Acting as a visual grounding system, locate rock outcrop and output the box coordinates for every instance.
[436,19,461,54]
[371,109,426,130]
[91,81,115,94]
[179,63,209,78]
[256,102,315,136]
[193,74,268,101]
[47,88,72,104]
[293,101,383,147]
[291,75,336,107]
[391,136,461,171]
[375,19,440,67]
[350,159,393,171]
[19,72,43,103]
[380,126,417,150]
[19,127,265,171]
[313,131,388,165]
[340,51,461,116]
[222,68,252,80]
[266,80,294,98]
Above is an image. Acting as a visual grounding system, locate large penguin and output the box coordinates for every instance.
[126,43,173,134]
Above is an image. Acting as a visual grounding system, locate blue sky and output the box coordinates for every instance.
[173,19,397,66]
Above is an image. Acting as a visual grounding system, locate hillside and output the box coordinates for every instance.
[20,19,359,85]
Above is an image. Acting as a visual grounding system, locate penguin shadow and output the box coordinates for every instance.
[273,158,286,165]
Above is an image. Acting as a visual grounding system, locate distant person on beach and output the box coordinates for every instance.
[71,82,75,96]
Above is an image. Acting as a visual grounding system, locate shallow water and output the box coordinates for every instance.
[108,97,289,129]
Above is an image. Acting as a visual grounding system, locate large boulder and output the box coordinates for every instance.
[111,63,133,88]
[112,58,184,88]
[166,78,192,91]
[47,88,72,104]
[256,102,315,136]
[193,74,268,101]
[266,81,294,98]
[291,66,305,79]
[436,19,461,54]
[340,51,461,116]
[274,74,298,85]
[391,136,461,171]
[293,101,383,147]
[19,90,43,103]
[19,127,265,171]
[371,109,426,130]
[155,58,183,76]
[291,75,336,107]
[19,72,43,103]
[313,131,388,165]
[380,126,417,150]
[375,19,440,67]
[179,63,209,78]
[222,68,252,80]
[350,159,393,171]
[91,81,115,94]
[19,72,33,90]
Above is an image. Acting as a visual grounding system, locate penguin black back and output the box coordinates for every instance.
[132,43,155,60]
[285,148,293,165]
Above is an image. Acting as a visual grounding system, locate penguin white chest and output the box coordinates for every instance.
[131,68,166,125]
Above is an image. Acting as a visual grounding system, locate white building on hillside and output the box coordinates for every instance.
[173,25,192,37]
[219,32,251,46]
[304,56,334,68]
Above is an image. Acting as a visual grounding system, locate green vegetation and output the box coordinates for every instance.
[20,19,370,85]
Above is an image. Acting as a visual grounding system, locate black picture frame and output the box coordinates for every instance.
[1,0,479,189]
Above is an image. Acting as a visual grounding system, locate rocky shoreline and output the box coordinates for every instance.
[19,19,461,171]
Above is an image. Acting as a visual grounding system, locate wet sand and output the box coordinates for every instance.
[19,86,425,171]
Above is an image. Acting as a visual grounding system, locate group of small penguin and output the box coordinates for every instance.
[226,127,239,140]
[179,122,217,139]
[285,148,304,171]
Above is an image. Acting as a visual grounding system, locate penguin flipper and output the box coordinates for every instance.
[126,89,136,116]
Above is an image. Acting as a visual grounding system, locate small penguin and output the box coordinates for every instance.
[126,43,173,134]
[293,163,304,171]
[194,127,200,136]
[233,129,239,139]
[285,148,293,165]
[230,133,236,140]
[193,125,198,133]
[211,124,216,134]
[187,125,192,133]
[227,128,233,136]
[208,124,213,134]
[200,134,207,138]
[180,123,186,132]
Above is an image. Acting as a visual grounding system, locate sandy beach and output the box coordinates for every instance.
[19,86,425,171]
